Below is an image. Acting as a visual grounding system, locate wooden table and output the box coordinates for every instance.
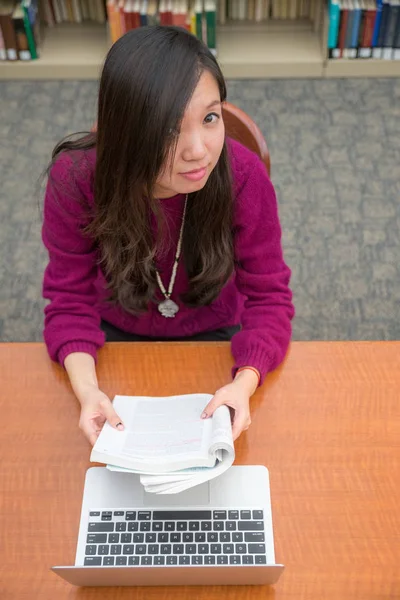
[1,341,399,600]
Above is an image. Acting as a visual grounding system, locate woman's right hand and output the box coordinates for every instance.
[78,385,124,446]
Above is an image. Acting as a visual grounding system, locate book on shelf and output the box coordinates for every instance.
[328,0,400,60]
[0,0,40,61]
[90,394,235,494]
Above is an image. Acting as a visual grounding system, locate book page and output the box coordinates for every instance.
[93,394,214,469]
[209,404,234,452]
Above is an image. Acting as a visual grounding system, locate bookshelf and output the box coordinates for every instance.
[1,6,400,80]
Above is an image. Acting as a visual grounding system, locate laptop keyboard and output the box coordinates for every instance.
[84,509,268,567]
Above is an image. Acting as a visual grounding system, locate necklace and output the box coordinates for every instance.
[155,194,188,318]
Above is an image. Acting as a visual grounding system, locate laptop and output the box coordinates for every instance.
[52,465,284,586]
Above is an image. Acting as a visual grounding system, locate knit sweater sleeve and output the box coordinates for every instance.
[231,153,294,385]
[42,151,105,366]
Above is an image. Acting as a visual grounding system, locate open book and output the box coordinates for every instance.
[90,394,235,494]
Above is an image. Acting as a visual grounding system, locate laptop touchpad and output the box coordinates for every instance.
[143,482,210,507]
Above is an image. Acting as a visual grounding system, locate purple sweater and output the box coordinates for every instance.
[42,139,294,384]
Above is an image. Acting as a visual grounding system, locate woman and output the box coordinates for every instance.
[42,26,294,446]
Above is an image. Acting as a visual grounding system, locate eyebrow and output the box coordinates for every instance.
[206,100,222,109]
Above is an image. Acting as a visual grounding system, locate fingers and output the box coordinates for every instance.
[100,397,125,431]
[201,390,226,419]
[232,410,251,441]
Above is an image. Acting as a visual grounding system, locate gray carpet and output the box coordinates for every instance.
[0,78,399,343]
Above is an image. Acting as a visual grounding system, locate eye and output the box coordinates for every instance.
[204,112,220,124]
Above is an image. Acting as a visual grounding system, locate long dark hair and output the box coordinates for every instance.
[49,26,234,313]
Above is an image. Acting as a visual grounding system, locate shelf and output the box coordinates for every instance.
[1,19,400,80]
[218,23,324,78]
[0,23,109,80]
[325,58,400,78]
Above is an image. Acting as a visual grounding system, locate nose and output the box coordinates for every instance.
[181,131,207,163]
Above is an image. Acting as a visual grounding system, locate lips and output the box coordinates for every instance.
[180,166,207,182]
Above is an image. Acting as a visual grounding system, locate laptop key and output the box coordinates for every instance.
[98,545,109,555]
[148,544,159,555]
[248,544,266,554]
[179,556,190,565]
[195,533,206,542]
[217,555,228,564]
[166,556,178,565]
[240,510,251,519]
[127,522,138,532]
[125,511,136,520]
[154,556,165,565]
[141,556,152,565]
[103,556,115,566]
[229,555,241,565]
[228,510,239,520]
[226,521,237,531]
[183,533,193,543]
[116,522,127,532]
[146,533,157,543]
[89,511,100,517]
[116,556,127,565]
[220,532,231,543]
[135,545,146,555]
[207,532,218,543]
[133,533,144,543]
[223,544,234,554]
[114,511,124,517]
[85,545,97,556]
[242,555,254,565]
[204,555,216,565]
[158,533,169,543]
[238,521,264,531]
[121,533,132,544]
[173,544,184,554]
[245,532,265,543]
[211,544,222,554]
[201,521,212,531]
[128,556,139,565]
[88,522,114,532]
[177,522,187,531]
[123,544,134,555]
[108,534,119,544]
[189,522,199,531]
[191,556,203,565]
[84,556,101,566]
[213,522,224,531]
[213,510,226,520]
[152,522,163,531]
[171,533,181,543]
[198,544,209,554]
[253,510,264,520]
[161,544,172,554]
[87,534,107,544]
[165,522,175,532]
[185,544,196,554]
[111,545,122,555]
[232,533,243,542]
[255,555,267,564]
[235,544,246,554]
[140,522,151,532]
[138,511,151,520]
[101,511,112,521]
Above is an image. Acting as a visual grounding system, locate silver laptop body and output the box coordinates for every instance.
[52,465,284,586]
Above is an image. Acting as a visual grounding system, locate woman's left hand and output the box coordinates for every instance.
[201,369,259,440]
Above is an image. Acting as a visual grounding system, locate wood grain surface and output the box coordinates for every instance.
[1,341,399,600]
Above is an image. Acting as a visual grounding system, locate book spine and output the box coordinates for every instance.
[383,1,399,58]
[328,0,341,50]
[372,0,384,55]
[337,2,349,58]
[350,0,362,56]
[13,11,31,60]
[205,0,216,55]
[0,11,18,60]
[376,0,391,55]
[195,0,202,39]
[343,1,354,57]
[22,0,39,59]
[393,2,400,56]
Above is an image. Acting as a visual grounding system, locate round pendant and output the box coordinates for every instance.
[158,299,179,318]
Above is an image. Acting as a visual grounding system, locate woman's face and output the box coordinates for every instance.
[153,70,225,199]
